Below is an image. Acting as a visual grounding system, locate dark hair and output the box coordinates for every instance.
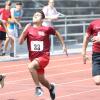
[36,10,45,19]
[16,2,23,5]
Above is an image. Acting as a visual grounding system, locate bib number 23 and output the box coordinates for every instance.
[31,41,43,51]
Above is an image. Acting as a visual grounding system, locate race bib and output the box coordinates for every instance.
[31,41,43,51]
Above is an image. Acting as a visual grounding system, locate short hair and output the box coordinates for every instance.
[16,2,23,5]
[5,0,12,6]
[36,10,45,19]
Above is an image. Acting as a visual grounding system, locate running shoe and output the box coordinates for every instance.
[49,83,56,100]
[10,53,14,57]
[35,87,43,96]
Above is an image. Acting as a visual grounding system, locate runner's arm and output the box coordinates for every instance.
[55,31,68,55]
[82,33,90,56]
[19,23,31,44]
[91,36,100,43]
[82,33,90,64]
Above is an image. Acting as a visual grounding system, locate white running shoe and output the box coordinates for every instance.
[35,87,43,96]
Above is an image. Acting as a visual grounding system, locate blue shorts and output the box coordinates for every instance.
[92,52,100,76]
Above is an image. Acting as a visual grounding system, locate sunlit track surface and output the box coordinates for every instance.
[0,54,99,100]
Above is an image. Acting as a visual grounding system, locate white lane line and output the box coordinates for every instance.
[0,56,83,69]
[46,69,91,77]
[0,56,93,99]
[0,88,34,96]
[0,64,27,68]
[0,62,84,70]
[56,78,92,86]
[47,62,86,69]
[1,61,90,75]
[0,62,86,73]
[0,81,99,98]
[2,62,90,75]
[3,68,90,77]
[4,70,28,75]
[56,88,100,99]
[7,78,32,84]
[6,77,91,86]
[50,56,82,61]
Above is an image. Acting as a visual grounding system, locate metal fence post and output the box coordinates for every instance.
[83,22,86,40]
[65,17,67,40]
[14,37,17,57]
[50,35,54,55]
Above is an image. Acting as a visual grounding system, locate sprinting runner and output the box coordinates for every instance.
[82,19,100,85]
[19,10,67,100]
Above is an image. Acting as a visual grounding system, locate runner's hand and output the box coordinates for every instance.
[63,45,68,56]
[91,36,100,43]
[18,24,22,29]
[82,54,89,64]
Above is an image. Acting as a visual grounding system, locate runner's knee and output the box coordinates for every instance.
[28,60,39,71]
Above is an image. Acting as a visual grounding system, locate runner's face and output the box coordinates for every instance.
[33,12,42,23]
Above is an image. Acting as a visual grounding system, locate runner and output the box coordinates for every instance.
[82,19,100,85]
[19,10,67,100]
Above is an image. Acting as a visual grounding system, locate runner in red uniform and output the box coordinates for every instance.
[82,19,100,85]
[19,10,67,100]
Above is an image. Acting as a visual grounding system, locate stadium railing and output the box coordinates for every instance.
[13,14,96,58]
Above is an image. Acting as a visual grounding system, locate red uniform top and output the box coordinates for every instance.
[0,8,11,32]
[24,25,56,60]
[86,19,100,53]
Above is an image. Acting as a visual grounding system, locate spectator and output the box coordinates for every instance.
[4,1,23,57]
[0,0,11,56]
[0,0,11,88]
[42,0,59,27]
[11,1,23,32]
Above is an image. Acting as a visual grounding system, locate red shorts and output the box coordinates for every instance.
[29,53,50,74]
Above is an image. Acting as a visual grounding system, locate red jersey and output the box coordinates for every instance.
[0,8,11,32]
[86,19,100,53]
[24,25,56,60]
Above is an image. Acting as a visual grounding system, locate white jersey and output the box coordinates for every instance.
[42,6,59,27]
